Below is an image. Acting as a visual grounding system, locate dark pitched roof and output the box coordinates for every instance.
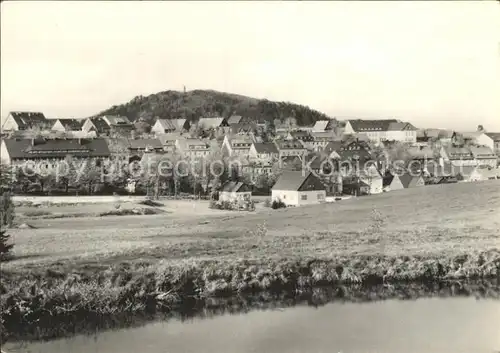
[2,138,110,159]
[272,171,325,191]
[347,119,399,132]
[56,119,85,130]
[485,132,500,141]
[220,181,252,193]
[253,142,278,154]
[9,111,48,129]
[275,140,305,150]
[227,115,243,125]
[128,138,163,150]
[323,141,343,155]
[89,117,111,133]
[399,173,423,188]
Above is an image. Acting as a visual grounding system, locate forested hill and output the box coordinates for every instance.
[94,89,331,126]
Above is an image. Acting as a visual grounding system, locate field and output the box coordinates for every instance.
[1,180,500,342]
[5,180,500,271]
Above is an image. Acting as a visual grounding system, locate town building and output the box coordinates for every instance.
[219,181,252,203]
[222,134,254,157]
[439,146,476,167]
[344,119,417,144]
[175,138,211,159]
[51,119,86,132]
[485,133,500,156]
[1,112,50,131]
[0,137,110,168]
[468,146,498,168]
[275,140,307,159]
[151,119,177,134]
[271,171,326,206]
[382,172,404,192]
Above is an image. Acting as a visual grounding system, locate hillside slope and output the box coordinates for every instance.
[95,89,331,126]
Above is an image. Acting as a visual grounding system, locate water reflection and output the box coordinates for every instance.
[6,297,500,353]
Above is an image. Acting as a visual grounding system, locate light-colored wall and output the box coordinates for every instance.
[51,120,66,132]
[387,175,404,191]
[272,189,326,206]
[151,121,164,135]
[82,119,95,133]
[0,140,11,164]
[360,176,383,194]
[219,191,251,202]
[1,115,19,131]
[344,121,355,134]
[476,158,497,168]
[476,134,494,150]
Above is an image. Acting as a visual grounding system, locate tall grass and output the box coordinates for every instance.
[1,249,499,343]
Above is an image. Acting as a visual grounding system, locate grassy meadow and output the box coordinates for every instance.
[1,180,499,342]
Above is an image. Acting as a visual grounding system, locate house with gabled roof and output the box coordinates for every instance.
[51,119,85,132]
[383,172,404,192]
[82,117,112,135]
[151,119,177,134]
[219,181,252,203]
[249,142,279,164]
[227,115,243,125]
[485,132,500,156]
[469,146,497,168]
[222,134,254,157]
[399,172,425,188]
[312,119,337,132]
[271,171,326,206]
[175,138,211,159]
[2,111,50,131]
[308,131,337,151]
[197,117,229,131]
[0,137,110,168]
[440,146,476,167]
[344,119,417,144]
[157,133,185,153]
[275,139,307,159]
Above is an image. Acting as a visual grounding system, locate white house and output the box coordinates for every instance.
[344,119,417,144]
[271,171,326,206]
[440,146,477,167]
[485,133,500,156]
[382,173,404,192]
[219,181,252,203]
[457,132,495,150]
[358,164,384,194]
[1,111,49,131]
[151,119,177,134]
[51,119,85,132]
[469,146,498,168]
[222,135,254,157]
[175,138,211,159]
[275,140,307,159]
[248,142,279,163]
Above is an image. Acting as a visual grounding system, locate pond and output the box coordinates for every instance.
[4,297,499,353]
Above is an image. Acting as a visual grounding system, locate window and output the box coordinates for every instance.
[317,194,324,200]
[301,194,307,201]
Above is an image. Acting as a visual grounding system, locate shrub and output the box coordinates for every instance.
[209,200,218,209]
[0,191,15,227]
[0,229,14,261]
[271,199,286,209]
[23,210,52,217]
[263,198,271,208]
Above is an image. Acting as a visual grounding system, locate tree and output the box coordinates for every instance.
[78,160,102,195]
[0,229,14,261]
[134,118,152,134]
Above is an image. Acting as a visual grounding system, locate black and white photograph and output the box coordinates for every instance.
[0,1,499,352]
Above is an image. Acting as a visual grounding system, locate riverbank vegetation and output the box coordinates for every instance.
[1,181,499,343]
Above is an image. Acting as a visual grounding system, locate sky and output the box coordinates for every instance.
[1,1,499,131]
